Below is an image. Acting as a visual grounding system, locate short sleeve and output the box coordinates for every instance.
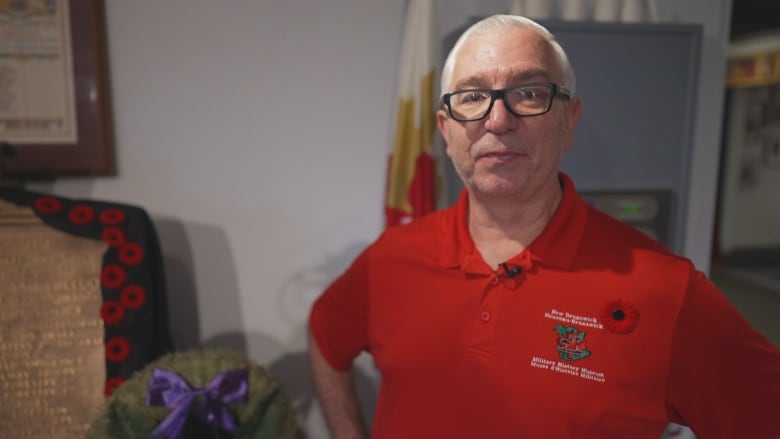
[665,269,780,438]
[308,246,372,371]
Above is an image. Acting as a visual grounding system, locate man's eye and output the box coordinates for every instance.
[522,89,539,99]
[459,92,487,104]
[512,88,542,100]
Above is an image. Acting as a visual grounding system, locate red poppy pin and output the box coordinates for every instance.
[100,300,126,325]
[68,204,95,225]
[118,242,144,266]
[99,208,126,225]
[102,227,126,247]
[33,196,62,214]
[101,264,127,290]
[120,285,147,310]
[106,337,131,363]
[600,299,640,335]
[104,377,126,396]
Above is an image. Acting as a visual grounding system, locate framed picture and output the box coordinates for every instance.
[0,0,114,178]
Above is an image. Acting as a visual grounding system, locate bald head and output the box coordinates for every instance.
[440,15,576,98]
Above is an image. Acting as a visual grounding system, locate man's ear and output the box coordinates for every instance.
[436,109,453,157]
[563,97,582,151]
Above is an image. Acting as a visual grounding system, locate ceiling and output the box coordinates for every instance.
[730,0,780,39]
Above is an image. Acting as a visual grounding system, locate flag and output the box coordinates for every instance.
[385,0,441,227]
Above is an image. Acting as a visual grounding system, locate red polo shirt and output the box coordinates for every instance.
[309,174,780,438]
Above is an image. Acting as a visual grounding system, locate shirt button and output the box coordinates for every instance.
[491,276,499,285]
[480,311,491,322]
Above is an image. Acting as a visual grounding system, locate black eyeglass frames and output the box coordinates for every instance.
[441,82,572,122]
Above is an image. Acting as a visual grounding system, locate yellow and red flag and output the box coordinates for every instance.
[385,0,441,227]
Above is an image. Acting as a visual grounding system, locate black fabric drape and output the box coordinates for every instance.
[0,187,172,395]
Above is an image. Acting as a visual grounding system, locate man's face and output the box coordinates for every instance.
[437,27,581,199]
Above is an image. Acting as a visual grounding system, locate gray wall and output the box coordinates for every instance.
[28,0,732,436]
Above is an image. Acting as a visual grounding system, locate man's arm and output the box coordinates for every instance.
[665,270,780,437]
[308,329,369,439]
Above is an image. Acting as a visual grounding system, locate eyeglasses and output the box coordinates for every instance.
[441,82,572,122]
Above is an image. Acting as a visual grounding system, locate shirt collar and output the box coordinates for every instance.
[438,173,588,271]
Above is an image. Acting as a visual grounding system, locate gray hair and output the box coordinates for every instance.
[440,15,576,98]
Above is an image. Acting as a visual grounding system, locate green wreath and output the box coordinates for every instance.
[87,349,298,439]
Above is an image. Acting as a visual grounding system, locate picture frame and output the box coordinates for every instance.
[0,0,114,179]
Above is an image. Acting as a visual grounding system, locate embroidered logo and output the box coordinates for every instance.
[555,324,591,361]
[544,308,603,329]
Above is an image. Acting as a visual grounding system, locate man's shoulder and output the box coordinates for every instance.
[381,207,451,238]
[581,202,691,269]
[370,208,453,261]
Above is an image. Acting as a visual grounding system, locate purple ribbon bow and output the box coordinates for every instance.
[146,367,249,439]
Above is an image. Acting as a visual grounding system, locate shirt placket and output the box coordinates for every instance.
[467,271,504,356]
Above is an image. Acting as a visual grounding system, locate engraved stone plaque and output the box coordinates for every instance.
[0,199,107,438]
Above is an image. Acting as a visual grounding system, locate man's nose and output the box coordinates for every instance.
[484,97,517,133]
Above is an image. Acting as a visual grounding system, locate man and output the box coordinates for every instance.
[308,14,780,438]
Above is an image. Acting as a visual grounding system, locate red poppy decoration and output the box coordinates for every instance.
[104,377,126,396]
[101,227,126,247]
[99,208,126,225]
[118,242,144,266]
[68,204,96,225]
[106,337,131,363]
[120,285,147,310]
[33,196,62,214]
[101,264,127,289]
[600,299,640,335]
[100,300,126,325]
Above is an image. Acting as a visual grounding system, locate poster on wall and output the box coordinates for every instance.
[0,0,76,144]
[0,0,114,178]
[736,85,780,190]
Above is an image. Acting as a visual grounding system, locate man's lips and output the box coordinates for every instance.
[476,150,523,161]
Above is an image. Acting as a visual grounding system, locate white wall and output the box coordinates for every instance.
[28,0,731,436]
